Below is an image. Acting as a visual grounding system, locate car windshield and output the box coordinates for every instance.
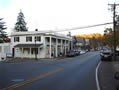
[103,52,110,54]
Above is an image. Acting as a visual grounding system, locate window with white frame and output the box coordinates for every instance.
[35,36,41,42]
[26,37,32,42]
[14,37,19,42]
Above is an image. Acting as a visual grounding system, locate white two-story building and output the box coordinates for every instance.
[9,31,72,59]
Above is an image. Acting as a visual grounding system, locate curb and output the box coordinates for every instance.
[96,61,101,90]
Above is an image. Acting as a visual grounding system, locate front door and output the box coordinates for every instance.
[12,48,14,57]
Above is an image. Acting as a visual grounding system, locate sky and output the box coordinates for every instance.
[0,0,118,36]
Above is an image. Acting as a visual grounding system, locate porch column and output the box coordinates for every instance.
[68,41,70,52]
[44,37,46,58]
[65,40,66,55]
[71,41,73,50]
[49,36,52,58]
[22,48,24,58]
[61,39,63,54]
[55,38,58,57]
[30,48,31,58]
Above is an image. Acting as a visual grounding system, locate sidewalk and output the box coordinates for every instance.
[98,58,119,90]
[0,56,70,64]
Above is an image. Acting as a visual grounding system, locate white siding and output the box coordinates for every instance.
[0,43,12,61]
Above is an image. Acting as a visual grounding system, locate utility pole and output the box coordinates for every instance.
[108,3,119,61]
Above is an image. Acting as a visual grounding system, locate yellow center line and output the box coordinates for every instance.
[2,68,63,90]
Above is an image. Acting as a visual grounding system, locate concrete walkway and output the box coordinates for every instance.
[98,57,119,90]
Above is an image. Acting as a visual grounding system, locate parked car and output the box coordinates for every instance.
[74,50,80,56]
[114,72,119,90]
[100,49,112,61]
[67,50,75,57]
[85,49,88,52]
[116,50,119,56]
[80,50,86,54]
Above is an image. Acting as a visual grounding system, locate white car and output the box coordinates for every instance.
[100,49,112,61]
[80,50,86,54]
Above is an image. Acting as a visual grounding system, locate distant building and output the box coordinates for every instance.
[73,37,90,50]
[85,38,90,46]
[75,37,85,50]
[85,38,90,50]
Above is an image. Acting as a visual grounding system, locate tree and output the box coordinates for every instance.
[102,26,119,47]
[0,18,7,42]
[90,37,97,50]
[14,10,28,32]
[116,25,119,46]
[67,32,71,37]
[73,36,77,49]
[102,28,113,47]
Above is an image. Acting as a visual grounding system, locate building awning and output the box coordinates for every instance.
[14,44,43,48]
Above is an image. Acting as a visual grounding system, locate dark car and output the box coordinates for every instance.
[74,50,80,56]
[67,50,75,57]
[114,72,119,90]
[100,49,112,61]
[116,50,119,56]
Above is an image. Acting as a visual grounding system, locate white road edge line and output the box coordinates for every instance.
[96,61,101,90]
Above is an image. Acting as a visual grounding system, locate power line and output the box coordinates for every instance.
[51,22,113,33]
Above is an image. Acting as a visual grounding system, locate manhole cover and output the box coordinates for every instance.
[11,79,24,82]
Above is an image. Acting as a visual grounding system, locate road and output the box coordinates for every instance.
[0,51,100,90]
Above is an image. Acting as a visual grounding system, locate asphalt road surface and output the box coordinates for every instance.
[0,51,100,90]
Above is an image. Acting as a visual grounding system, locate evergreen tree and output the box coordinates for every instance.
[14,10,28,32]
[0,18,7,41]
